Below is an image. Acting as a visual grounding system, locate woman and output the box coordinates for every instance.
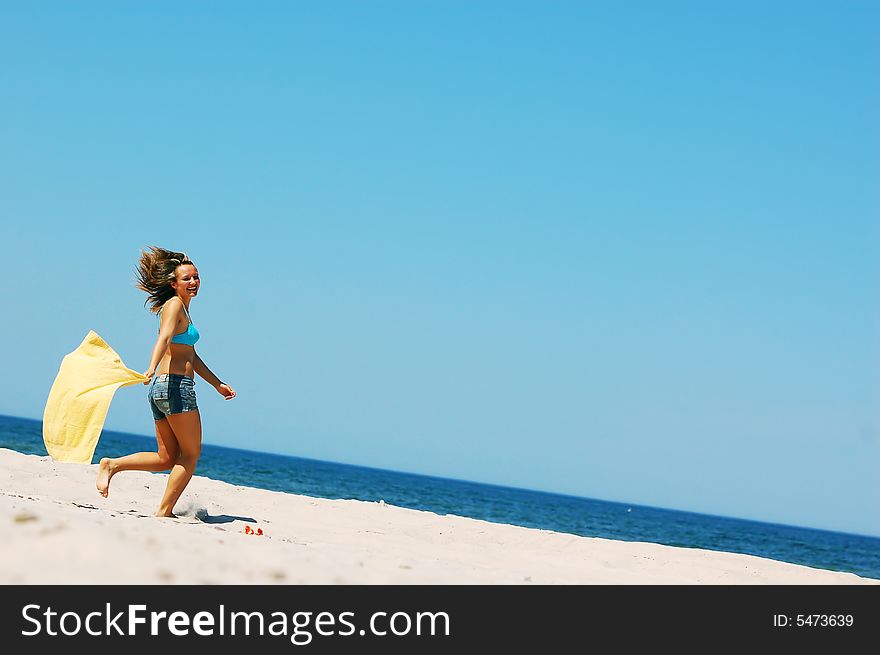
[96,247,236,517]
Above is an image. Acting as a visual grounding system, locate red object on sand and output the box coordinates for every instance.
[256,528,263,536]
[244,525,253,534]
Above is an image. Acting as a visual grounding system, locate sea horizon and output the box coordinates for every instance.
[5,412,876,541]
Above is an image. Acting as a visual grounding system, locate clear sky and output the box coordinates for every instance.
[1,1,877,537]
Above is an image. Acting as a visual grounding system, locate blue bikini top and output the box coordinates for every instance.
[159,300,200,346]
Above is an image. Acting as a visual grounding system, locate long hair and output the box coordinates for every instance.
[135,246,195,313]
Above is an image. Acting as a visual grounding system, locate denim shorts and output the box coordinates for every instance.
[149,373,198,421]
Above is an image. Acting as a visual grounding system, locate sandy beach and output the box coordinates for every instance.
[0,448,874,585]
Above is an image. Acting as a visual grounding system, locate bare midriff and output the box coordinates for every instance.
[155,342,195,378]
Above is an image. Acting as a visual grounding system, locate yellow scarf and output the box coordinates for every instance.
[43,331,147,463]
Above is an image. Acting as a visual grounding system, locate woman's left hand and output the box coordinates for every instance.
[217,383,236,400]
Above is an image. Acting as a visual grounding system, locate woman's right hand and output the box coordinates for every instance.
[143,369,155,385]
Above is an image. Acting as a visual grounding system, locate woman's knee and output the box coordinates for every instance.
[177,452,200,471]
[157,453,177,469]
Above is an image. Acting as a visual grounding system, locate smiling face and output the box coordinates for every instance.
[171,264,200,301]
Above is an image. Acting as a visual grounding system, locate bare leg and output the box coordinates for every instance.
[96,419,180,498]
[155,409,202,517]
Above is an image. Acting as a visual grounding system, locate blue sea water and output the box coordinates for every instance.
[3,414,878,580]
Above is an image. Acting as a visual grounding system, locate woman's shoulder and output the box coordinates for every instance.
[159,297,185,315]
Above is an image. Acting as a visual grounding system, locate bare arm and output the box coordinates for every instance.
[194,349,236,400]
[193,350,223,388]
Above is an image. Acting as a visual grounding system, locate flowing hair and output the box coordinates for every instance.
[135,246,195,313]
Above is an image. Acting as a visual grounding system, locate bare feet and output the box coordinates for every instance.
[154,510,177,519]
[96,458,113,498]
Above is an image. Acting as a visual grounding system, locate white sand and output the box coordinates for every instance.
[0,448,874,584]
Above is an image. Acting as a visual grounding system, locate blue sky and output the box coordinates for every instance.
[1,1,877,537]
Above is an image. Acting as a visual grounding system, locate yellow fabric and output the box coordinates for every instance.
[43,330,147,463]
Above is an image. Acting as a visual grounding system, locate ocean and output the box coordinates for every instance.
[3,414,878,580]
